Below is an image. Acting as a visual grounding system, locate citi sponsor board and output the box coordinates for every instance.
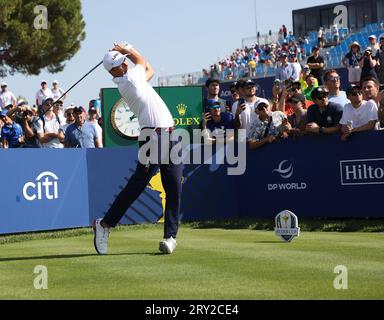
[340,158,384,185]
[22,171,59,201]
[268,160,308,191]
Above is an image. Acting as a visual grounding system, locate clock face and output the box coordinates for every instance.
[110,98,140,139]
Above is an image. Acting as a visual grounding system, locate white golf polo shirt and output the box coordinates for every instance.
[113,65,174,129]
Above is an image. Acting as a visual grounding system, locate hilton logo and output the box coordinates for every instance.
[340,159,384,186]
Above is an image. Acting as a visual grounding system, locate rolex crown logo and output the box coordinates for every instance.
[176,104,187,117]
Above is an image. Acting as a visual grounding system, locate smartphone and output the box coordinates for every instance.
[238,98,246,105]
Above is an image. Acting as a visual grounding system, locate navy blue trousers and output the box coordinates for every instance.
[102,131,184,239]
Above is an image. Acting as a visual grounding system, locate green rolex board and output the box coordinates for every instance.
[101,86,203,147]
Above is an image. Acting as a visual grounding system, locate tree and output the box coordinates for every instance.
[0,0,86,77]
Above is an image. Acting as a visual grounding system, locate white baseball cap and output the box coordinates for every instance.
[103,51,126,71]
[53,80,59,84]
[1,82,7,87]
[369,34,376,39]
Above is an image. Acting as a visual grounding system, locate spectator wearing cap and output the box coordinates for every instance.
[303,74,319,101]
[35,80,54,107]
[359,46,379,82]
[342,42,363,85]
[234,79,269,132]
[5,102,39,148]
[367,35,380,56]
[203,78,227,113]
[298,65,318,91]
[53,99,66,123]
[87,104,103,147]
[0,82,17,111]
[306,86,343,135]
[64,106,102,148]
[276,81,312,117]
[287,93,307,136]
[58,104,76,144]
[34,97,63,148]
[51,80,67,102]
[340,84,379,141]
[324,70,350,108]
[247,101,290,150]
[0,110,25,148]
[307,46,325,85]
[275,52,298,82]
[288,54,301,82]
[201,99,234,144]
[377,35,384,84]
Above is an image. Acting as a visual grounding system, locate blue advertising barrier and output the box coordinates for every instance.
[1,130,383,235]
[0,149,89,234]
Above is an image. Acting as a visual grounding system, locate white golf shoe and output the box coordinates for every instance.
[159,237,177,254]
[93,218,110,255]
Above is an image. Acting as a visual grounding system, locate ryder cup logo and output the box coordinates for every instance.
[22,171,59,201]
[274,210,300,242]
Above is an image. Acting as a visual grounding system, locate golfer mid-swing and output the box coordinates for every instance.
[93,42,183,255]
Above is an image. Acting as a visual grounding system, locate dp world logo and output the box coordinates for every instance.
[22,171,59,201]
[272,160,293,179]
[268,160,307,191]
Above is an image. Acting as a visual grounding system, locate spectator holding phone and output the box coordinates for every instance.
[360,47,379,82]
[234,79,269,133]
[201,99,234,144]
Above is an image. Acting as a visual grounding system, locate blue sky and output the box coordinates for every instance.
[2,0,335,108]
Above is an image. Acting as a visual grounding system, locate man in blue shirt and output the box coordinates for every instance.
[0,110,24,148]
[306,86,343,135]
[275,51,298,82]
[64,106,102,148]
[202,99,234,143]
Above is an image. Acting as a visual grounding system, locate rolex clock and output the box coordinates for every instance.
[110,98,140,139]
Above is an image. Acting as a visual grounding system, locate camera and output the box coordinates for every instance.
[365,50,372,56]
[274,79,281,87]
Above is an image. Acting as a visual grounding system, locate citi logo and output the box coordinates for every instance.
[272,160,293,179]
[340,159,384,185]
[23,171,59,201]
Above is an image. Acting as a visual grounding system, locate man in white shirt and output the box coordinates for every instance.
[51,80,67,102]
[0,82,17,111]
[234,79,269,133]
[35,80,53,107]
[340,84,379,141]
[324,69,350,108]
[87,105,103,147]
[34,97,64,148]
[93,43,183,256]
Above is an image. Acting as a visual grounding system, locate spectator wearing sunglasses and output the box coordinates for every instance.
[58,104,76,144]
[340,85,379,141]
[324,70,350,108]
[247,101,290,150]
[306,86,343,135]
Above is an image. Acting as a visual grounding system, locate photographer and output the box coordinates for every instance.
[6,104,40,148]
[359,47,379,82]
[0,111,25,148]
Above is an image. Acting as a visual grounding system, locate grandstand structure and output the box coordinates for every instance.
[158,0,384,87]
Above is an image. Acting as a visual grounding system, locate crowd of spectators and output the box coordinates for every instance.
[0,80,103,149]
[201,70,383,149]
